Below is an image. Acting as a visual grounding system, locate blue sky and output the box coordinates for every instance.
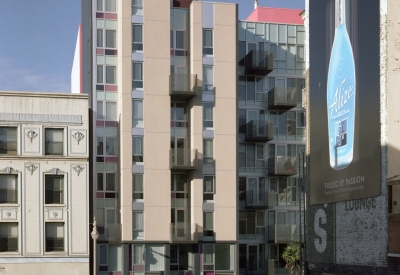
[0,0,304,93]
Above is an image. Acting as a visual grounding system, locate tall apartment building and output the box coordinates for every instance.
[0,91,89,274]
[83,0,237,274]
[237,7,305,275]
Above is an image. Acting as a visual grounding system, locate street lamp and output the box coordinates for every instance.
[91,216,99,275]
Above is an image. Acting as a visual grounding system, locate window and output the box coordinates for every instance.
[133,211,143,239]
[97,101,104,119]
[132,136,143,164]
[99,244,108,266]
[215,244,234,271]
[106,102,117,120]
[45,175,64,204]
[132,62,143,89]
[132,25,143,52]
[0,223,18,252]
[203,139,213,165]
[45,222,64,252]
[97,0,116,12]
[203,103,213,130]
[133,174,143,201]
[0,127,17,155]
[203,244,214,270]
[203,29,213,55]
[0,175,17,204]
[97,173,116,192]
[203,176,214,202]
[45,129,63,155]
[97,137,104,155]
[203,212,214,237]
[97,65,116,85]
[203,66,213,92]
[97,29,116,48]
[132,100,143,128]
[133,245,143,264]
[132,0,143,15]
[106,137,116,155]
[106,66,116,84]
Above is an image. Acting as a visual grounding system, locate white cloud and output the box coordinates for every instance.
[0,58,70,93]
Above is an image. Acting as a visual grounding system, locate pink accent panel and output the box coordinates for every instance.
[105,13,117,20]
[204,272,214,275]
[245,7,304,25]
[105,157,118,163]
[96,192,105,198]
[96,120,105,126]
[96,13,104,18]
[105,85,118,91]
[105,121,118,127]
[133,265,144,272]
[110,272,122,275]
[96,49,105,55]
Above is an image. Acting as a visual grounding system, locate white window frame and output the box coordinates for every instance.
[0,222,18,253]
[132,62,143,90]
[203,175,214,202]
[203,139,214,165]
[203,29,214,56]
[0,174,18,205]
[203,244,215,270]
[132,174,143,202]
[44,128,65,156]
[96,29,117,49]
[44,174,65,205]
[132,99,144,128]
[0,126,18,155]
[132,0,143,16]
[45,222,65,253]
[132,136,144,164]
[97,172,117,192]
[97,0,117,12]
[133,211,144,239]
[203,102,214,130]
[203,66,214,92]
[97,65,117,85]
[132,24,143,53]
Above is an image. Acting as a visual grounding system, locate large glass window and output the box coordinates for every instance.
[133,245,143,264]
[133,211,143,239]
[132,136,143,164]
[45,129,63,155]
[105,0,116,12]
[203,29,213,55]
[133,174,143,202]
[132,100,143,128]
[0,174,17,204]
[132,62,143,89]
[145,245,165,271]
[203,66,213,92]
[106,30,116,48]
[203,139,213,165]
[106,66,116,84]
[203,102,213,130]
[45,175,64,204]
[106,137,116,155]
[132,24,143,52]
[215,244,234,270]
[203,176,214,202]
[203,244,214,270]
[203,212,214,237]
[132,0,143,15]
[45,222,64,252]
[0,223,18,252]
[105,102,117,120]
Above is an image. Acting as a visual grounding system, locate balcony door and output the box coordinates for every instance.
[248,244,265,273]
[275,211,287,242]
[171,174,189,240]
[247,177,266,206]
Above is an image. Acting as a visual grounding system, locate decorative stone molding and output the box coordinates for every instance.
[72,131,85,144]
[45,168,63,175]
[26,164,38,175]
[25,130,38,143]
[0,167,15,174]
[72,165,85,176]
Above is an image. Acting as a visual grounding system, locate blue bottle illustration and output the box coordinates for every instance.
[327,0,355,170]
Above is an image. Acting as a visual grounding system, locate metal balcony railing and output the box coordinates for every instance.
[268,87,298,110]
[245,190,275,209]
[244,50,274,76]
[275,224,299,243]
[170,73,197,101]
[170,148,197,171]
[245,121,274,142]
[268,156,297,176]
[169,223,198,243]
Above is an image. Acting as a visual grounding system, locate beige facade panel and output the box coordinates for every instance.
[0,262,89,275]
[143,95,170,133]
[214,61,237,99]
[214,206,236,241]
[143,206,170,241]
[214,135,236,172]
[144,169,171,208]
[143,133,170,170]
[190,2,203,64]
[214,3,237,27]
[144,0,170,22]
[143,59,170,96]
[120,167,133,241]
[214,98,236,135]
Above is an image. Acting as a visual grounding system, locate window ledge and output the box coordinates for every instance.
[0,252,20,255]
[44,252,67,255]
[388,253,400,258]
[0,204,20,207]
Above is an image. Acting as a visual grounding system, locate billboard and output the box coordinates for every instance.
[309,0,380,204]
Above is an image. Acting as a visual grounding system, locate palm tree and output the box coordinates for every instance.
[282,242,301,275]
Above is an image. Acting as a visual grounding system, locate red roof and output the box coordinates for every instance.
[245,7,304,25]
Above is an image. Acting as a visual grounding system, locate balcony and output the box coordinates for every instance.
[268,156,297,176]
[245,190,274,209]
[275,224,299,243]
[170,148,197,172]
[244,50,274,76]
[268,87,298,110]
[169,223,198,243]
[169,73,197,101]
[98,223,121,243]
[245,121,274,142]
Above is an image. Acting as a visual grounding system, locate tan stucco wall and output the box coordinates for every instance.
[0,262,88,275]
